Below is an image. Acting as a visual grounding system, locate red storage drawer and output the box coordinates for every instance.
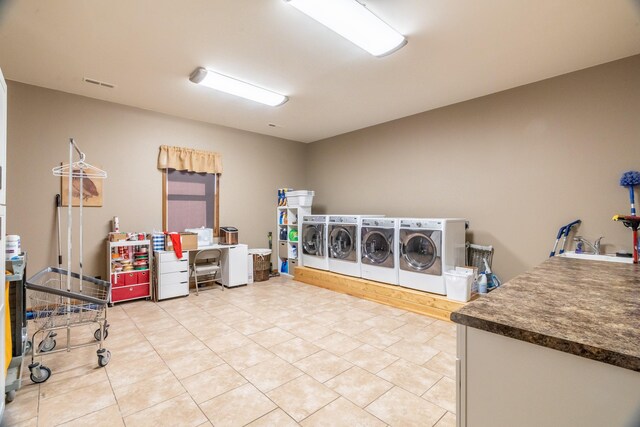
[136,270,149,285]
[111,273,127,288]
[123,272,137,286]
[111,284,150,302]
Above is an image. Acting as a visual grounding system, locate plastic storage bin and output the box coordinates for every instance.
[285,190,314,207]
[445,270,473,302]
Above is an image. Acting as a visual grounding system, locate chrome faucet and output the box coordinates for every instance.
[573,236,604,255]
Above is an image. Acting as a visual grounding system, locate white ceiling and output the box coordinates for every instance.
[0,0,639,143]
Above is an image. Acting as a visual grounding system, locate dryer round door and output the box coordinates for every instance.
[302,225,321,257]
[329,226,356,261]
[401,232,440,272]
[362,230,392,267]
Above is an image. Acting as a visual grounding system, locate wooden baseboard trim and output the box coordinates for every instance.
[293,266,471,322]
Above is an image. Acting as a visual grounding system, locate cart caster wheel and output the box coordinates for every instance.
[29,364,51,384]
[94,327,109,341]
[97,349,111,367]
[39,338,56,353]
[25,340,32,355]
[6,390,16,402]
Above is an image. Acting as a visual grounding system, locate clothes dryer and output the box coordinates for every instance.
[360,217,398,285]
[398,218,466,294]
[328,215,383,277]
[301,215,328,270]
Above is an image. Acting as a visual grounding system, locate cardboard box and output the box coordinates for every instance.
[165,232,198,251]
[108,232,128,242]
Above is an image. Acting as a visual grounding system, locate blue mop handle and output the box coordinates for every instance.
[629,186,636,216]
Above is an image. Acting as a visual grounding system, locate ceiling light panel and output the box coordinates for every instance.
[189,67,288,107]
[285,0,407,57]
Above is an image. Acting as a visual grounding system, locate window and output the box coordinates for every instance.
[163,169,219,235]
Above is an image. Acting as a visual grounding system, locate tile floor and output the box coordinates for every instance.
[1,276,457,427]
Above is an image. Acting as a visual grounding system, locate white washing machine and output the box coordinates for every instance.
[360,217,398,285]
[328,215,383,277]
[301,215,328,270]
[398,218,466,295]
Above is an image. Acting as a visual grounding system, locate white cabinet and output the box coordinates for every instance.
[219,244,248,287]
[277,206,311,276]
[155,251,189,301]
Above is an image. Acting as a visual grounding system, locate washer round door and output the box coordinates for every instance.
[400,230,442,275]
[361,229,394,268]
[302,224,323,257]
[329,225,357,262]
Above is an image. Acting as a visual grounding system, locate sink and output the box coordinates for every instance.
[557,251,633,264]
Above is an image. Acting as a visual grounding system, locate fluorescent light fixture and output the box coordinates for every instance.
[189,67,288,107]
[285,0,407,57]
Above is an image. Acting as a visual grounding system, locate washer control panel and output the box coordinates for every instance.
[329,216,358,224]
[400,219,442,229]
[303,216,327,223]
[362,218,395,228]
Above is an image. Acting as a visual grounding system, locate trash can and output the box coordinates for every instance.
[444,270,473,302]
[249,249,272,282]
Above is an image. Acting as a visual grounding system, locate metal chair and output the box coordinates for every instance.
[191,249,222,295]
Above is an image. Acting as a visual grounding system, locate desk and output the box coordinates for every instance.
[155,244,248,300]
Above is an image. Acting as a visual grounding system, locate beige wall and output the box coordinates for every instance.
[306,55,640,281]
[6,82,307,278]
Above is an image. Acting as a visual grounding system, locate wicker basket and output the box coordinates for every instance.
[252,251,271,282]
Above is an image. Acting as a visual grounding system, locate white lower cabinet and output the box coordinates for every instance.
[155,251,189,301]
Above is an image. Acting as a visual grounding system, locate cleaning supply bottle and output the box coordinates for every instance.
[478,274,488,294]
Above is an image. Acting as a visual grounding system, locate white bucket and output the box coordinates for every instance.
[445,270,473,302]
[6,235,21,258]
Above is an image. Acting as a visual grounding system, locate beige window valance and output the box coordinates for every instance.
[158,145,222,174]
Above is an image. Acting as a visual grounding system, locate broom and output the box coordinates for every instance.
[620,171,640,261]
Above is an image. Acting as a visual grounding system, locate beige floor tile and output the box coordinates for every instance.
[314,332,363,356]
[232,317,274,335]
[305,311,346,325]
[292,323,334,342]
[248,327,296,348]
[325,367,393,408]
[424,351,456,379]
[398,311,437,326]
[240,357,304,392]
[180,363,247,403]
[135,316,180,333]
[199,383,276,427]
[113,371,185,416]
[267,375,339,422]
[294,350,352,383]
[4,416,38,427]
[188,321,235,341]
[341,309,377,323]
[37,380,116,427]
[107,340,158,363]
[211,307,254,323]
[39,364,108,400]
[342,344,399,374]
[246,408,299,427]
[370,304,408,317]
[153,335,208,359]
[203,330,252,354]
[330,321,372,337]
[423,377,456,413]
[385,339,439,365]
[391,323,440,343]
[366,387,446,427]
[2,388,39,426]
[363,315,406,332]
[163,347,225,380]
[57,404,124,427]
[430,320,457,337]
[270,337,321,363]
[355,328,402,350]
[123,393,207,427]
[219,342,275,371]
[144,324,193,346]
[377,359,442,396]
[106,352,171,389]
[426,333,457,355]
[301,397,385,427]
[435,412,457,427]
